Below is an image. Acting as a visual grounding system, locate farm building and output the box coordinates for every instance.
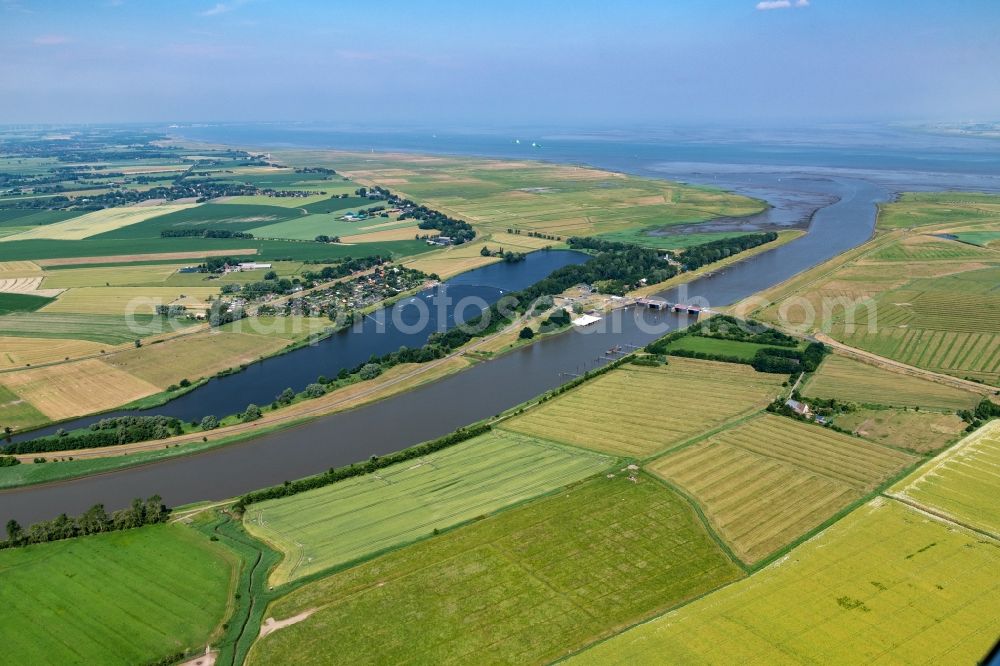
[785,399,812,417]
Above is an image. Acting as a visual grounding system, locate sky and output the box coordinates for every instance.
[2,0,999,126]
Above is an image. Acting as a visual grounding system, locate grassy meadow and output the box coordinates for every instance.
[569,498,1000,665]
[649,414,916,563]
[891,421,1000,536]
[500,357,784,457]
[0,524,235,665]
[0,311,186,344]
[833,407,966,454]
[663,334,794,361]
[248,474,743,665]
[244,430,611,584]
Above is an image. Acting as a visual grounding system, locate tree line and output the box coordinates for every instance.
[2,416,184,455]
[2,496,169,550]
[160,229,255,239]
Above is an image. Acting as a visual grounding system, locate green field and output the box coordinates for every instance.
[649,414,915,563]
[953,230,1000,247]
[892,421,1000,536]
[250,212,410,241]
[865,235,997,261]
[597,229,753,250]
[300,195,372,214]
[0,292,53,315]
[0,311,189,344]
[803,354,981,410]
[244,430,611,583]
[0,209,84,227]
[90,203,305,239]
[570,498,1000,665]
[501,357,783,457]
[665,334,791,361]
[876,191,1000,230]
[248,474,742,665]
[0,524,235,665]
[0,383,48,430]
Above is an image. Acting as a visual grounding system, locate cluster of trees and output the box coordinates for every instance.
[160,229,254,239]
[699,314,798,347]
[154,304,187,317]
[0,455,19,467]
[359,185,477,244]
[2,496,169,549]
[234,424,492,511]
[208,300,245,328]
[752,343,827,374]
[958,398,1000,431]
[2,416,183,455]
[314,235,341,243]
[301,255,389,282]
[479,246,526,262]
[506,228,561,241]
[676,232,779,271]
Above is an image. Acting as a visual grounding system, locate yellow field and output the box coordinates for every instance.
[834,407,966,454]
[0,261,43,278]
[570,498,1000,665]
[804,354,980,410]
[104,329,291,389]
[41,264,187,289]
[0,358,160,420]
[486,231,564,250]
[402,241,501,278]
[649,414,916,563]
[340,226,425,243]
[40,286,219,315]
[891,421,1000,537]
[0,336,106,369]
[500,358,784,457]
[0,204,198,241]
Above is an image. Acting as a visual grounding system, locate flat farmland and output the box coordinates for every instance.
[500,357,784,457]
[40,264,187,288]
[40,286,219,315]
[570,498,1000,665]
[244,430,610,584]
[891,421,1000,536]
[0,335,106,368]
[664,335,792,361]
[0,292,52,315]
[0,524,235,665]
[876,191,1000,230]
[340,225,426,243]
[954,230,1000,247]
[247,474,743,665]
[0,203,198,241]
[91,203,304,239]
[0,311,183,344]
[220,315,332,342]
[834,407,966,453]
[803,354,980,410]
[104,329,290,389]
[0,384,48,431]
[649,414,916,563]
[401,239,501,278]
[0,261,43,277]
[250,212,407,241]
[866,233,997,261]
[0,358,161,420]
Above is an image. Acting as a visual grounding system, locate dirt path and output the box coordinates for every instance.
[815,333,996,396]
[258,609,317,638]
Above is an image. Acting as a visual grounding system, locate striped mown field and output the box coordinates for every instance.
[0,203,198,241]
[244,430,611,584]
[803,354,981,410]
[247,474,742,665]
[569,498,1000,665]
[891,420,1000,537]
[500,357,784,457]
[649,414,916,563]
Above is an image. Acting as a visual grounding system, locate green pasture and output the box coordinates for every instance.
[91,203,305,239]
[250,213,411,241]
[665,335,792,361]
[0,292,54,315]
[0,311,194,344]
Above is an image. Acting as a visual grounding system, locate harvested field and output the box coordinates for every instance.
[0,524,235,665]
[0,276,63,298]
[247,475,742,665]
[40,286,219,315]
[891,420,1000,537]
[0,203,198,241]
[0,336,106,369]
[501,357,784,457]
[35,248,258,267]
[40,264,187,288]
[244,430,610,584]
[340,225,426,243]
[0,260,43,277]
[834,407,966,454]
[0,358,161,420]
[803,354,980,410]
[104,329,291,389]
[569,498,1000,665]
[0,311,183,344]
[649,414,916,563]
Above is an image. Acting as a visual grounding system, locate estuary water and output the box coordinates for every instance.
[3,124,999,525]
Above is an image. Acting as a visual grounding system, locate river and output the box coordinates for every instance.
[3,125,999,525]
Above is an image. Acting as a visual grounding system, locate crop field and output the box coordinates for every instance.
[0,260,43,277]
[104,329,290,389]
[648,414,916,563]
[664,335,790,361]
[244,430,611,584]
[317,151,763,238]
[0,292,53,315]
[0,204,198,241]
[803,354,980,410]
[0,335,106,369]
[834,407,966,454]
[0,209,84,227]
[865,233,997,261]
[247,474,743,665]
[401,239,501,278]
[570,498,1000,665]
[0,383,48,430]
[217,193,334,208]
[953,230,1000,247]
[40,263,187,288]
[500,358,784,457]
[39,286,219,315]
[220,315,333,342]
[339,225,426,243]
[876,191,1000,230]
[0,524,235,665]
[891,421,1000,536]
[0,358,161,420]
[249,212,409,241]
[93,203,305,239]
[0,311,183,344]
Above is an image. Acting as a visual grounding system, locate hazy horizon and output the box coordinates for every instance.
[2,0,999,126]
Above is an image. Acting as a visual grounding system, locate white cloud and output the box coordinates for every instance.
[756,0,808,10]
[199,3,231,16]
